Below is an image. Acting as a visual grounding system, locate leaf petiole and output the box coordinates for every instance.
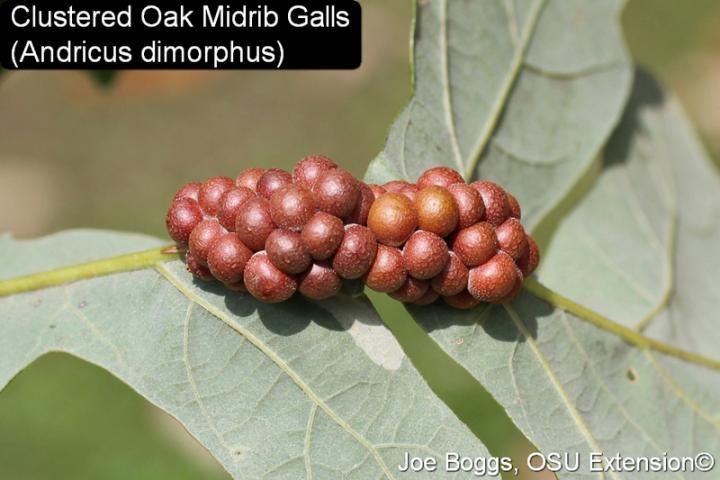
[0,245,180,297]
[523,277,720,371]
[1,245,717,372]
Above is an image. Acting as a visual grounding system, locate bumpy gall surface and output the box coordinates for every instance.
[312,168,360,218]
[265,229,312,274]
[207,233,253,285]
[507,193,521,219]
[364,245,407,293]
[368,184,386,200]
[243,252,297,303]
[416,167,465,189]
[235,168,266,191]
[430,251,469,296]
[412,288,440,306]
[166,197,204,246]
[198,176,234,216]
[412,288,440,305]
[403,231,449,280]
[173,182,201,202]
[188,219,227,266]
[517,235,540,277]
[269,184,316,231]
[415,186,459,237]
[218,187,255,231]
[495,218,528,261]
[331,224,378,279]
[186,253,214,281]
[471,180,510,226]
[468,251,518,302]
[382,180,412,193]
[345,182,375,225]
[447,183,485,229]
[292,155,337,189]
[451,222,498,267]
[443,290,481,310]
[301,211,345,260]
[389,277,429,303]
[256,168,293,199]
[235,197,276,251]
[493,266,524,305]
[367,192,418,247]
[399,184,419,202]
[298,261,342,300]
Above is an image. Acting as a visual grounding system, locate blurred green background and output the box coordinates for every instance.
[1,1,719,479]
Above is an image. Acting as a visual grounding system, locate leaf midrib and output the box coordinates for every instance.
[155,264,398,480]
[460,0,547,179]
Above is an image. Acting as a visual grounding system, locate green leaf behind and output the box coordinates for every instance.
[0,231,490,479]
[404,75,720,477]
[366,0,632,230]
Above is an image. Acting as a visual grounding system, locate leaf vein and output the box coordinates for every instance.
[504,304,615,480]
[157,265,397,480]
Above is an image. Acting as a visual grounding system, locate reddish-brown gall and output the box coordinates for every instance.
[186,253,214,281]
[265,229,312,274]
[173,182,201,202]
[443,290,481,310]
[367,192,418,247]
[218,187,255,231]
[399,184,419,202]
[471,180,510,226]
[235,197,276,251]
[236,168,266,191]
[507,193,521,219]
[416,167,465,189]
[298,261,343,300]
[403,231,449,280]
[451,222,498,267]
[243,252,297,303]
[447,183,485,229]
[345,182,375,225]
[269,184,315,231]
[415,186,459,237]
[292,155,338,189]
[364,245,407,293]
[256,168,293,199]
[301,211,345,260]
[331,224,378,279]
[517,235,540,277]
[188,219,227,266]
[495,218,528,261]
[207,233,253,285]
[166,198,204,246]
[389,277,429,303]
[468,251,518,302]
[430,251,469,296]
[412,288,440,306]
[312,168,361,218]
[382,180,412,193]
[493,266,524,304]
[198,176,234,216]
[368,184,386,200]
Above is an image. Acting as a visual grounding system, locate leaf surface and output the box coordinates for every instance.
[0,231,490,479]
[366,0,632,230]
[404,75,720,478]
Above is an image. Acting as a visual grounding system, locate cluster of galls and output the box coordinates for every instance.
[165,156,539,309]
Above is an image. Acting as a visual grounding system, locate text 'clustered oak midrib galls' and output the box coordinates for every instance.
[165,156,540,309]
